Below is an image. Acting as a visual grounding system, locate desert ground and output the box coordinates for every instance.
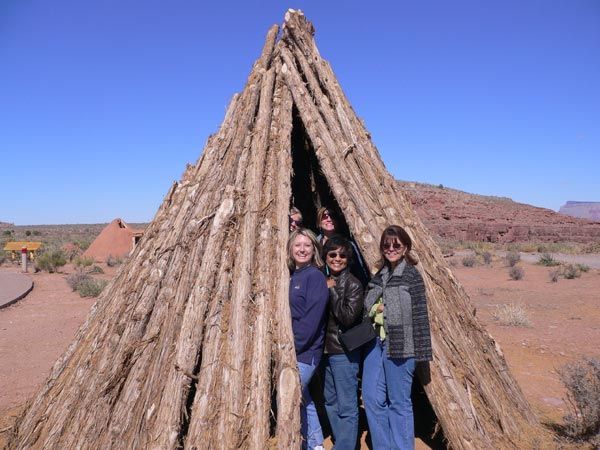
[1,252,599,448]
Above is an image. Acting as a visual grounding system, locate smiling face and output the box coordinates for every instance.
[292,234,315,269]
[326,246,348,276]
[319,210,336,234]
[382,237,406,266]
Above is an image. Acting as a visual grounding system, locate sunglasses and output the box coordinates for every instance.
[322,211,333,220]
[327,251,348,259]
[289,217,303,226]
[383,242,404,250]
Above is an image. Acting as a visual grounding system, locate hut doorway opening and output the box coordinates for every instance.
[288,107,446,448]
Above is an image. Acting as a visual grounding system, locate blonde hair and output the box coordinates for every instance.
[287,228,324,271]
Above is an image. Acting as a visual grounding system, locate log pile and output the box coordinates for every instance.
[9,10,551,449]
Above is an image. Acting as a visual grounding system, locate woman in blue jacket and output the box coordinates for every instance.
[287,228,329,450]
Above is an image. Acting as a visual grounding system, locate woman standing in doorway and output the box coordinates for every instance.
[288,228,329,450]
[322,235,364,449]
[362,225,432,450]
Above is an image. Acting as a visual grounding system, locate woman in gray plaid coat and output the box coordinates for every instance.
[362,225,432,450]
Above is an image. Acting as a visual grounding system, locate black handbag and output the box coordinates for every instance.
[338,318,376,352]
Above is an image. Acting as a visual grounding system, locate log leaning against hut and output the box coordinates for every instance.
[8,10,551,450]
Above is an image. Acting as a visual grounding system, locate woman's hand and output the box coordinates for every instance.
[327,278,336,288]
[376,304,384,313]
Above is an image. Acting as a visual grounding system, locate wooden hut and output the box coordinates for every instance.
[8,10,550,449]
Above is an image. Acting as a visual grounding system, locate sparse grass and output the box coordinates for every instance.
[506,251,521,267]
[549,270,560,283]
[537,253,561,267]
[492,303,531,327]
[556,358,600,446]
[77,278,108,298]
[461,255,477,267]
[562,264,582,280]
[66,271,92,291]
[509,265,524,280]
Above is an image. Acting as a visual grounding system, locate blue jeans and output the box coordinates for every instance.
[362,338,416,450]
[324,350,361,450]
[298,360,324,450]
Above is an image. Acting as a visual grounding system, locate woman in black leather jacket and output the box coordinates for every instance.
[322,235,364,450]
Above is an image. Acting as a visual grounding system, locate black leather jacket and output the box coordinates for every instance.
[324,269,364,354]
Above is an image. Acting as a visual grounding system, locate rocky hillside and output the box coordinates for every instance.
[399,181,600,243]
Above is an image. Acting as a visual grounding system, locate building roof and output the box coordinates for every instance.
[3,241,43,251]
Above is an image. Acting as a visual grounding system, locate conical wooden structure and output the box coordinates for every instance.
[9,10,550,449]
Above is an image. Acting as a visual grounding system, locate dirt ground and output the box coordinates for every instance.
[1,255,599,447]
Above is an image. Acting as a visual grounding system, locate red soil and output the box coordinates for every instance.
[1,257,599,448]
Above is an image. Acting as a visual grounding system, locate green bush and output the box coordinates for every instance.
[32,230,41,236]
[562,264,581,279]
[3,230,13,236]
[509,265,524,280]
[74,256,94,268]
[35,250,67,273]
[25,230,31,236]
[537,253,560,267]
[462,255,477,267]
[506,251,521,267]
[77,279,108,298]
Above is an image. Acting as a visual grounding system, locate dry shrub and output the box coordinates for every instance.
[562,264,581,279]
[537,253,560,267]
[462,255,477,267]
[558,358,600,446]
[77,279,108,298]
[549,270,560,283]
[576,264,590,273]
[89,265,105,274]
[509,265,524,280]
[66,271,92,292]
[482,251,492,265]
[106,255,123,267]
[492,303,531,327]
[505,251,521,267]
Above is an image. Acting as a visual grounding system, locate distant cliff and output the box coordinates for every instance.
[399,181,600,243]
[559,201,600,221]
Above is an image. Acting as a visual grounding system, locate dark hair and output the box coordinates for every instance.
[379,225,418,267]
[322,234,354,265]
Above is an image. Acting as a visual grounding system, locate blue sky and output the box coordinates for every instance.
[1,1,599,225]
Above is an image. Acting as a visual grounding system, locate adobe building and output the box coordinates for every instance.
[82,218,143,262]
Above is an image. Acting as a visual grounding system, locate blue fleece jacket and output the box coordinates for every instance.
[289,264,329,365]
